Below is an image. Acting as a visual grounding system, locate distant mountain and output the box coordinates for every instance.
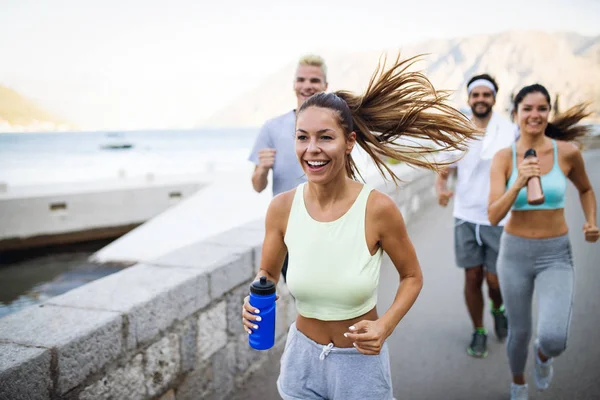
[202,31,600,127]
[0,85,72,132]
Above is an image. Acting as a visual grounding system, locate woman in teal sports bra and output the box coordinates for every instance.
[488,84,598,400]
[241,54,480,400]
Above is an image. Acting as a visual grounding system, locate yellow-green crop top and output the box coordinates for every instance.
[284,183,383,321]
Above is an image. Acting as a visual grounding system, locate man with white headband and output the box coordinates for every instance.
[435,74,517,358]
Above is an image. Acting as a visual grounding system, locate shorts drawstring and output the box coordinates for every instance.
[475,224,483,246]
[319,343,334,360]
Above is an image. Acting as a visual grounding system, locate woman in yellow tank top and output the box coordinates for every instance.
[241,54,480,400]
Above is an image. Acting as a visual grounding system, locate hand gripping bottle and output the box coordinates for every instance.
[249,276,276,350]
[524,149,545,205]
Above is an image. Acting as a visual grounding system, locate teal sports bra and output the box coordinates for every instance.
[507,139,566,211]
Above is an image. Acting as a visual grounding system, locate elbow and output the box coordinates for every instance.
[411,270,424,293]
[416,274,424,293]
[413,274,424,300]
[579,187,593,197]
[251,177,266,193]
[487,207,501,226]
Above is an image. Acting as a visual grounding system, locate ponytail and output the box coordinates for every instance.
[546,102,593,142]
[299,53,480,184]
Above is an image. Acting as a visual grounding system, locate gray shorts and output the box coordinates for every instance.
[277,323,393,400]
[454,218,503,274]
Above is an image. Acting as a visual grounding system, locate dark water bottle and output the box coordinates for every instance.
[524,148,545,205]
[248,276,276,350]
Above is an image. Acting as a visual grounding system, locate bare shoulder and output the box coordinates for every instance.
[557,140,581,159]
[366,189,409,243]
[266,188,296,234]
[269,188,295,217]
[367,189,401,220]
[492,147,512,171]
[493,146,512,162]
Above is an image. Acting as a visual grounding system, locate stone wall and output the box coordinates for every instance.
[0,168,437,400]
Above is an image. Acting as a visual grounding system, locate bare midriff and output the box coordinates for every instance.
[295,307,378,347]
[505,209,568,239]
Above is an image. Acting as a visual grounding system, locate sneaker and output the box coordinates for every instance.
[510,383,528,400]
[492,308,508,341]
[467,331,488,358]
[534,339,554,390]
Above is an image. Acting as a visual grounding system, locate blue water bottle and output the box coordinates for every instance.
[248,276,276,350]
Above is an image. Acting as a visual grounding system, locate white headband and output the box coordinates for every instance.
[467,79,496,96]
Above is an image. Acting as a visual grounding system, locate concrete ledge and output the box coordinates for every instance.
[0,305,123,394]
[148,241,250,269]
[46,264,211,349]
[0,343,52,400]
[201,220,265,276]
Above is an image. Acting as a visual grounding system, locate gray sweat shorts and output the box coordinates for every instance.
[277,322,393,400]
[454,218,503,274]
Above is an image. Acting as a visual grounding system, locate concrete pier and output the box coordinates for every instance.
[0,175,207,252]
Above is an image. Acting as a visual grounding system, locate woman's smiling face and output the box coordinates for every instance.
[295,106,355,184]
[516,91,551,137]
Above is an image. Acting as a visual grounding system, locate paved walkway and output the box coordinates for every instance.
[232,149,600,400]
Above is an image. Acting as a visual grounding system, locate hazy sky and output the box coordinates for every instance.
[1,0,599,129]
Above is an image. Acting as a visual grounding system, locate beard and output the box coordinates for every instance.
[471,103,492,118]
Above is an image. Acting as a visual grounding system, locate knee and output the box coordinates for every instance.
[508,327,531,346]
[538,332,568,357]
[465,268,484,289]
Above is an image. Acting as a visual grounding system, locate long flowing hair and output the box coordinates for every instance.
[298,53,480,184]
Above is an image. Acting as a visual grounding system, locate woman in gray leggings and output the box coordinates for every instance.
[488,84,599,400]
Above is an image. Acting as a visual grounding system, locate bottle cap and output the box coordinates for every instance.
[524,148,537,158]
[250,276,276,295]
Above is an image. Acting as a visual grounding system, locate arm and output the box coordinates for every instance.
[566,147,599,242]
[242,192,291,333]
[252,165,270,193]
[434,147,461,207]
[255,193,291,283]
[249,124,275,193]
[487,150,518,225]
[346,192,423,354]
[376,193,423,335]
[487,149,539,226]
[435,166,456,207]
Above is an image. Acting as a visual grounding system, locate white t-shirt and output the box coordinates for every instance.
[451,112,517,226]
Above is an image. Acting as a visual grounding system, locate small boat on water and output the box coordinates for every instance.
[100,131,134,150]
[100,143,134,150]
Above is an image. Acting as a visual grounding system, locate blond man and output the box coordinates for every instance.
[248,55,328,282]
[249,55,328,196]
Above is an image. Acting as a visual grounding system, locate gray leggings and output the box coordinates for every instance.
[497,232,574,376]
